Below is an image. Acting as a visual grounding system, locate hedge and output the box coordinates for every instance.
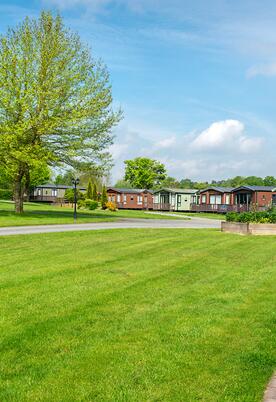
[226,210,276,224]
[0,189,13,200]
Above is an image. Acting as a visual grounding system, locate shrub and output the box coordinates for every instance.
[78,199,98,210]
[65,188,85,203]
[105,201,117,211]
[226,210,276,224]
[0,188,13,200]
[101,185,108,209]
[225,212,239,222]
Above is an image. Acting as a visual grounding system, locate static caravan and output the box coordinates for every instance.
[153,188,198,212]
[107,188,153,210]
[31,184,86,203]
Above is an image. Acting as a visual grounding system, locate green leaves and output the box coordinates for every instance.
[124,157,167,189]
[0,11,122,212]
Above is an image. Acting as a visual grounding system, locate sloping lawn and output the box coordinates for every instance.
[0,200,186,227]
[0,229,275,401]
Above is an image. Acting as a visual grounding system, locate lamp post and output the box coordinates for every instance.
[72,178,80,222]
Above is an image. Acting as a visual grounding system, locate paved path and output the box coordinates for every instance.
[263,373,276,401]
[0,217,220,236]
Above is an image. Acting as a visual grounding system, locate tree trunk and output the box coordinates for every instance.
[25,170,30,202]
[14,170,25,214]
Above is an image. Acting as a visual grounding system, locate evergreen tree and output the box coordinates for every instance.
[86,179,93,199]
[101,185,108,209]
[92,183,98,201]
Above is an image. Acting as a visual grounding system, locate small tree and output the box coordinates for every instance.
[124,157,166,189]
[65,188,84,204]
[101,185,108,209]
[92,183,98,201]
[86,179,93,199]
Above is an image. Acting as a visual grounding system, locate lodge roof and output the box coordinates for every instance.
[232,185,276,192]
[35,184,86,190]
[153,188,198,194]
[107,187,153,194]
[200,187,234,193]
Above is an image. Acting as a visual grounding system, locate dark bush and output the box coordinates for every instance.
[0,188,13,200]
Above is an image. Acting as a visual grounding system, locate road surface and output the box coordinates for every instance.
[0,217,221,236]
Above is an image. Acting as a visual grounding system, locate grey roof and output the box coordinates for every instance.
[153,188,198,194]
[35,184,86,190]
[200,186,234,193]
[107,187,153,194]
[232,185,276,192]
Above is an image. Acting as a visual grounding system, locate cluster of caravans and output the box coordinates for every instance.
[32,184,276,213]
[107,186,276,213]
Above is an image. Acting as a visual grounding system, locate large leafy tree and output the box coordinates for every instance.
[0,11,121,212]
[124,157,166,189]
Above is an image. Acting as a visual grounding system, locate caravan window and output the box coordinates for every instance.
[210,195,221,204]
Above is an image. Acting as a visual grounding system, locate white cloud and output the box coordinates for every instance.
[155,136,176,149]
[247,62,276,77]
[191,120,262,153]
[108,143,128,159]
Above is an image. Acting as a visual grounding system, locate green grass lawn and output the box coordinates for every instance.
[184,212,226,220]
[0,229,275,401]
[0,200,187,227]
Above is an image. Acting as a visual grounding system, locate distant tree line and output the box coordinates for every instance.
[113,157,276,190]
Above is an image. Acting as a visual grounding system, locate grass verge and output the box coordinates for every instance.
[0,200,187,227]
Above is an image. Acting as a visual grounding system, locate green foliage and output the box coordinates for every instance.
[29,162,51,188]
[86,179,93,199]
[92,183,98,201]
[263,176,276,186]
[78,199,98,210]
[0,11,122,212]
[124,157,166,189]
[0,188,12,200]
[226,211,276,223]
[160,176,180,188]
[64,188,85,203]
[114,179,133,188]
[55,170,75,186]
[101,185,108,209]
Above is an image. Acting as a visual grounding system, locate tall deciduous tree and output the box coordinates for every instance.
[124,157,166,189]
[0,11,121,213]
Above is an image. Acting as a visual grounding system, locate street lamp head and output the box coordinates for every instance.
[71,178,80,186]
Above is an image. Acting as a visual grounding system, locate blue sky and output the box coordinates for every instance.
[1,0,276,182]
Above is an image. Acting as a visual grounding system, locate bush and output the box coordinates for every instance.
[105,201,117,211]
[225,212,239,222]
[0,188,13,200]
[65,189,85,203]
[226,210,276,223]
[78,199,98,210]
